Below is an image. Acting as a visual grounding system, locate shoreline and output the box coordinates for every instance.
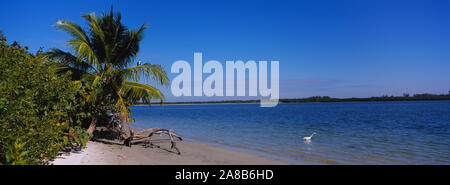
[52,136,292,165]
[134,99,450,106]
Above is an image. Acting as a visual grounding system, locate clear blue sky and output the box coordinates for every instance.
[1,0,449,101]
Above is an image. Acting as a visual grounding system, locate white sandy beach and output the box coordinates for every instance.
[52,136,291,165]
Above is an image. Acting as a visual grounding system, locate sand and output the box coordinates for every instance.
[52,136,291,165]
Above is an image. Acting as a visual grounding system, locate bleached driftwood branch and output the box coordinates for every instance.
[120,126,183,154]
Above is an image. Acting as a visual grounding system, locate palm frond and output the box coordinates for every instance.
[111,24,147,68]
[55,20,101,70]
[86,75,102,104]
[123,62,169,87]
[82,12,107,64]
[71,80,82,88]
[121,80,165,104]
[45,48,97,73]
[115,93,129,116]
[55,20,89,43]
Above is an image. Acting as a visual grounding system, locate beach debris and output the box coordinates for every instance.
[149,128,183,154]
[109,112,183,154]
[120,126,183,155]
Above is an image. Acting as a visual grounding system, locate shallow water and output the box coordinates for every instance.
[131,101,450,164]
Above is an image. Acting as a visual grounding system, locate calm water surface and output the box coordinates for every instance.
[131,101,450,164]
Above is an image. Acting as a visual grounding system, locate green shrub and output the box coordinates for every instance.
[0,32,92,165]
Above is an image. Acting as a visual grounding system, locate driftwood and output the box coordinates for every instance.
[109,112,183,154]
[117,119,183,154]
[145,128,183,154]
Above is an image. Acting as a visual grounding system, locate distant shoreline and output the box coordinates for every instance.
[134,94,450,106]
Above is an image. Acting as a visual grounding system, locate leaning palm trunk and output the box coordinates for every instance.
[86,102,101,135]
[86,116,97,135]
[119,111,133,144]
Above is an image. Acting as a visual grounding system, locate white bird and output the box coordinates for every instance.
[303,132,316,141]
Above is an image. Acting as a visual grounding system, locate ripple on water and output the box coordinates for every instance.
[131,101,450,164]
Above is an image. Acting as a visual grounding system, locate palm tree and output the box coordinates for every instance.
[47,7,169,136]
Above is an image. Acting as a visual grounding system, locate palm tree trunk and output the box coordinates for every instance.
[86,113,97,135]
[87,99,102,135]
[119,112,134,145]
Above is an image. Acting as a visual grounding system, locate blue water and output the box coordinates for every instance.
[130,101,450,164]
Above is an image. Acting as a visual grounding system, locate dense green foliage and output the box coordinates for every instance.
[0,32,91,164]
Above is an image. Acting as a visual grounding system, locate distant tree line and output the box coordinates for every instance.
[136,93,450,105]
